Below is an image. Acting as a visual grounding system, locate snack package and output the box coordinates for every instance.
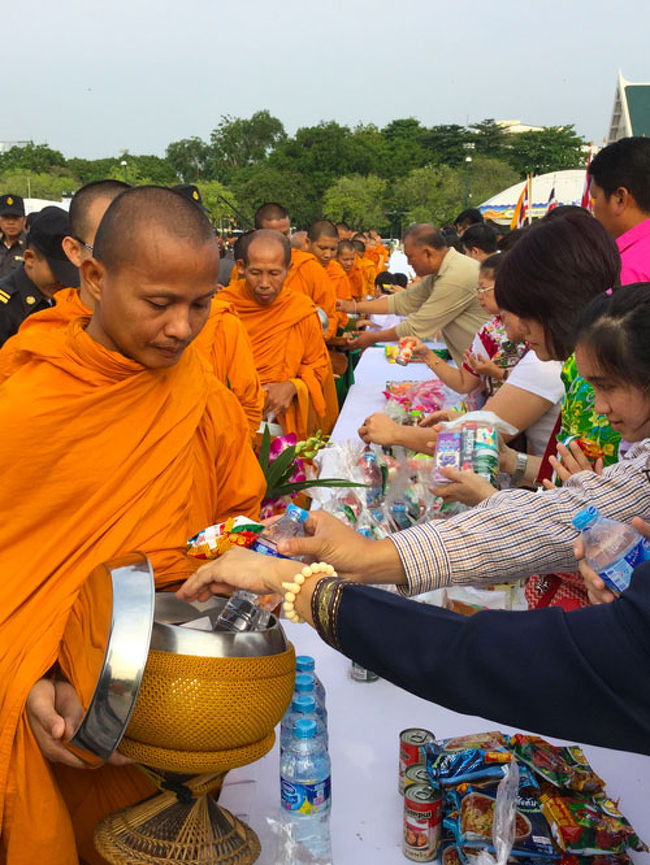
[509,736,604,795]
[433,431,462,483]
[187,515,263,559]
[452,783,557,861]
[433,412,518,487]
[540,788,647,856]
[425,734,537,791]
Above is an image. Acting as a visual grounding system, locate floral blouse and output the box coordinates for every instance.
[559,354,620,466]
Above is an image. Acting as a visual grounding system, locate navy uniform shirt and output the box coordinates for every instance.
[0,267,53,348]
[0,231,27,280]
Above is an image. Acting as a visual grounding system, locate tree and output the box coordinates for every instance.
[0,142,66,174]
[230,163,319,228]
[0,170,77,200]
[322,174,388,229]
[470,119,508,159]
[504,126,587,177]
[422,124,472,167]
[390,164,464,226]
[465,155,519,209]
[193,180,242,229]
[210,111,286,181]
[166,137,213,182]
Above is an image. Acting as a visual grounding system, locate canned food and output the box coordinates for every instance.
[404,763,431,790]
[399,728,435,794]
[403,783,441,861]
[396,338,416,366]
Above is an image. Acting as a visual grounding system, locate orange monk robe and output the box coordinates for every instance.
[0,290,265,439]
[285,249,337,341]
[218,279,338,438]
[0,320,265,865]
[324,259,353,331]
[356,254,377,298]
[194,298,264,437]
[345,259,364,301]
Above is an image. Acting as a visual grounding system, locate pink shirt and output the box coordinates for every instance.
[617,217,650,284]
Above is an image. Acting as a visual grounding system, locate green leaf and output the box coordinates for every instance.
[265,445,297,492]
[267,478,367,499]
[258,424,271,472]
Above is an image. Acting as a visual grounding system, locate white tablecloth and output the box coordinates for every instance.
[332,344,456,443]
[219,620,650,865]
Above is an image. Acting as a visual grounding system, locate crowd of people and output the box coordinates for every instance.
[1,136,650,863]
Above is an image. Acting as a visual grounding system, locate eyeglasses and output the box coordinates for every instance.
[476,285,495,295]
[75,237,94,253]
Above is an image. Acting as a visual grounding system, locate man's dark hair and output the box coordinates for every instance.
[351,239,365,254]
[403,223,447,250]
[495,210,621,361]
[337,240,355,254]
[461,223,498,254]
[588,137,650,213]
[542,204,587,222]
[576,281,650,393]
[454,208,484,230]
[308,220,339,241]
[69,180,130,241]
[242,229,291,267]
[497,227,529,251]
[254,202,289,228]
[94,186,216,272]
[479,252,504,276]
[393,272,408,288]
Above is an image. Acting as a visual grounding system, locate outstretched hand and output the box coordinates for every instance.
[574,516,650,604]
[177,546,297,603]
[543,440,604,489]
[429,466,496,506]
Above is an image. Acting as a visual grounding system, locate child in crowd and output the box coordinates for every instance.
[411,253,527,408]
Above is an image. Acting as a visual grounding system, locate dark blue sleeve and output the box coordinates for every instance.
[335,563,650,754]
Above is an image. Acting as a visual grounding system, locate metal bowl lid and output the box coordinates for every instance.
[63,553,155,767]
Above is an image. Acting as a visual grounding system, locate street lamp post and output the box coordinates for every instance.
[120,160,127,183]
[464,156,472,207]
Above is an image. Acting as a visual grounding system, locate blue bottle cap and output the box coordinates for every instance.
[294,673,315,693]
[296,655,315,672]
[573,505,600,531]
[292,694,316,713]
[293,718,317,739]
[286,504,308,522]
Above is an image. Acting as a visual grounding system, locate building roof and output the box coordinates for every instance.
[608,71,650,142]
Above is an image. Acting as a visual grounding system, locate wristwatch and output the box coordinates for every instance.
[510,451,528,485]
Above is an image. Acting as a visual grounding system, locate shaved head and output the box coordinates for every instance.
[308,219,339,242]
[352,239,365,254]
[254,202,289,228]
[403,223,446,250]
[242,229,291,267]
[291,230,309,250]
[69,179,130,241]
[94,186,216,274]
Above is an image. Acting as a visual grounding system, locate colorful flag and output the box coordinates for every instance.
[581,146,593,211]
[546,182,558,214]
[510,179,529,230]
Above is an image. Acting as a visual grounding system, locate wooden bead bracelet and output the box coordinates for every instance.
[282,562,337,623]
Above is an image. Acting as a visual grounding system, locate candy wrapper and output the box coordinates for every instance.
[425,733,537,791]
[509,736,604,795]
[539,788,647,856]
[187,515,263,559]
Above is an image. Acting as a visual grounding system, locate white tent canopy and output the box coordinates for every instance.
[23,197,71,215]
[478,169,586,224]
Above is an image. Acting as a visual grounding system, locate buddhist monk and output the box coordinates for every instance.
[290,230,309,251]
[351,238,377,297]
[0,186,265,865]
[307,220,352,332]
[254,203,337,341]
[0,181,264,437]
[337,240,362,299]
[218,230,338,439]
[336,221,353,240]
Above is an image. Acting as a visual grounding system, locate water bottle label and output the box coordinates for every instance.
[281,777,331,815]
[251,539,285,558]
[600,538,650,594]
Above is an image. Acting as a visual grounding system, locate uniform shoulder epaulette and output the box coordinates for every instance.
[0,288,11,304]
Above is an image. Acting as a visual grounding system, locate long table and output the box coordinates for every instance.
[219,620,650,864]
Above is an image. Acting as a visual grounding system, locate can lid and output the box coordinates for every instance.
[293,718,317,739]
[295,654,315,672]
[292,694,316,713]
[286,504,308,523]
[573,505,600,531]
[294,672,315,693]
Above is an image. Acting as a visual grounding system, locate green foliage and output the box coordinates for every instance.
[210,110,287,182]
[391,164,464,226]
[322,174,388,229]
[465,155,520,207]
[422,125,473,167]
[230,163,319,227]
[0,170,77,200]
[504,125,586,177]
[193,181,242,227]
[0,142,66,174]
[165,137,213,182]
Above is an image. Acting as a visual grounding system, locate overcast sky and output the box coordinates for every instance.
[4,0,649,160]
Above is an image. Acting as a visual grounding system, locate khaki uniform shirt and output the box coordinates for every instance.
[386,247,487,367]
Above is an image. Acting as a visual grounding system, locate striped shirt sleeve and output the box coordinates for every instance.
[389,441,650,596]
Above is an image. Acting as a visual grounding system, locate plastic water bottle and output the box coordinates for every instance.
[294,673,328,726]
[213,591,271,632]
[280,718,332,861]
[251,504,308,558]
[280,695,327,752]
[358,449,383,508]
[295,655,326,705]
[573,506,650,595]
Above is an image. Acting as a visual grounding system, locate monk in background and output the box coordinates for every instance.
[307,219,352,333]
[0,181,264,437]
[351,237,377,297]
[337,239,362,300]
[290,230,309,251]
[219,230,338,439]
[0,187,265,865]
